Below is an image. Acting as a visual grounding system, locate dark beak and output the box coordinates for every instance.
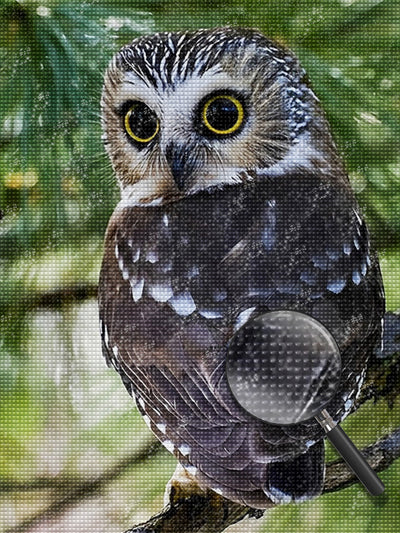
[165,142,197,191]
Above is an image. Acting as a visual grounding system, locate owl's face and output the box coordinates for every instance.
[101,28,329,206]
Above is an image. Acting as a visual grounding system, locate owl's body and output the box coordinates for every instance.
[99,28,384,508]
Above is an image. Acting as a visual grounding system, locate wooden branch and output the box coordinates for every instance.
[4,425,399,533]
[357,312,400,409]
[3,410,399,533]
[25,282,99,309]
[125,426,400,533]
[124,494,262,533]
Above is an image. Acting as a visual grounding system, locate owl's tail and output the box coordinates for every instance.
[264,439,325,504]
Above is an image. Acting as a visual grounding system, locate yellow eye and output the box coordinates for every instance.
[124,102,159,143]
[202,95,244,135]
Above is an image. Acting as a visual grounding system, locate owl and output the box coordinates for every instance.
[99,27,385,508]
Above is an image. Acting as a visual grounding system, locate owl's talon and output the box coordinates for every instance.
[164,464,209,506]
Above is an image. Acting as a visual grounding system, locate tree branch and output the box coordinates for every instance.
[4,424,399,533]
[126,426,400,533]
[25,283,99,309]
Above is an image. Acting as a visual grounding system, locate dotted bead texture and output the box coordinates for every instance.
[226,310,342,425]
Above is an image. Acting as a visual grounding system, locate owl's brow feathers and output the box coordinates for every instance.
[113,28,311,139]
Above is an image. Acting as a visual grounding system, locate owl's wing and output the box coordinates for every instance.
[99,175,383,507]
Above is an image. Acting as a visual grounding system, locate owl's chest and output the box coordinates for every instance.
[111,181,285,310]
[100,176,382,405]
[106,177,368,324]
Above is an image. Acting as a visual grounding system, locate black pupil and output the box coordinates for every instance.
[129,103,158,140]
[206,98,239,132]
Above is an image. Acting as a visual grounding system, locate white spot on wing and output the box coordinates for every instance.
[146,250,158,263]
[131,278,145,301]
[353,369,367,400]
[312,254,329,270]
[116,249,129,281]
[163,213,169,227]
[234,307,256,332]
[103,323,109,348]
[352,270,362,285]
[184,465,198,476]
[300,270,317,285]
[156,422,167,434]
[199,310,224,319]
[163,440,175,453]
[178,443,191,456]
[132,248,140,262]
[143,415,151,428]
[149,283,174,302]
[343,243,352,255]
[168,291,196,316]
[327,278,346,294]
[344,399,353,414]
[361,261,368,276]
[112,345,119,356]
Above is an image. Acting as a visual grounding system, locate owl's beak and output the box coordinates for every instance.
[165,142,197,191]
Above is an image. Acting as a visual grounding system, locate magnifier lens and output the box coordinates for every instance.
[225,310,385,496]
[226,310,342,425]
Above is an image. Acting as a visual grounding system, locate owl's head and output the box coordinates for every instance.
[101,27,340,206]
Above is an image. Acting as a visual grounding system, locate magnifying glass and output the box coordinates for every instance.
[225,310,384,496]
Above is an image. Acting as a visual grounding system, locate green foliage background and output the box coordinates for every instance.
[0,1,399,532]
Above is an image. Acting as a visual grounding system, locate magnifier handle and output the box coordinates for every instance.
[317,412,384,496]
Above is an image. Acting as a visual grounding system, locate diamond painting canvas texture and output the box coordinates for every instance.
[1,2,399,533]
